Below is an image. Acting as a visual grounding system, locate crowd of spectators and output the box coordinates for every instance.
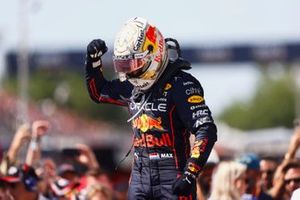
[196,121,300,200]
[0,118,300,199]
[0,120,124,200]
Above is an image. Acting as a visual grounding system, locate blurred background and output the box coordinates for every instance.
[1,0,300,172]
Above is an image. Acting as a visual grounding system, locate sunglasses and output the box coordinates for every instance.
[284,177,300,184]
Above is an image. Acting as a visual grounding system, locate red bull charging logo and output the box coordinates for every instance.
[132,114,165,132]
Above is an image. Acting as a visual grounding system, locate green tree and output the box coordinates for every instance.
[218,70,296,130]
[3,67,129,127]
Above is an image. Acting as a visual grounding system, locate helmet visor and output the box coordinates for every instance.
[113,50,149,74]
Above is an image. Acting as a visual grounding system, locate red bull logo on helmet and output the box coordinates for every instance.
[143,25,157,52]
[132,114,165,132]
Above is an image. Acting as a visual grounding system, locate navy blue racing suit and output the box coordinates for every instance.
[85,58,217,199]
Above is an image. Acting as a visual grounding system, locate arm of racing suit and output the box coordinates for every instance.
[85,59,133,106]
[172,73,217,176]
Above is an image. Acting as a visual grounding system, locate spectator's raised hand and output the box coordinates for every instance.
[2,123,32,174]
[269,120,300,199]
[7,123,31,163]
[32,120,50,139]
[75,144,99,170]
[284,124,300,161]
[11,123,31,149]
[25,120,50,167]
[290,127,300,148]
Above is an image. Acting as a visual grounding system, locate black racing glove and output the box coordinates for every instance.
[173,160,201,196]
[172,171,196,196]
[86,39,108,68]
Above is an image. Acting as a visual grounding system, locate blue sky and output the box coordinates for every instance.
[1,0,300,50]
[0,0,299,115]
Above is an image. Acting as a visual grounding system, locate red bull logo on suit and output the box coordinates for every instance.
[132,114,165,132]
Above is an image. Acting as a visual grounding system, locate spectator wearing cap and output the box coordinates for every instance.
[49,177,81,199]
[57,163,78,183]
[237,153,273,200]
[59,143,100,183]
[291,187,300,200]
[0,164,46,200]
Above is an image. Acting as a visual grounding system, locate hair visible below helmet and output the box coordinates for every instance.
[113,17,168,91]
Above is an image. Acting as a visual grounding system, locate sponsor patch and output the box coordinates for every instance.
[191,139,208,159]
[145,26,156,43]
[190,104,205,110]
[183,81,194,86]
[187,95,204,103]
[133,29,145,51]
[192,109,209,119]
[133,133,172,147]
[132,114,165,132]
[185,87,201,95]
[164,83,172,90]
[148,152,174,160]
[160,153,173,158]
[149,153,160,160]
[187,162,201,174]
[142,25,158,53]
[154,35,164,62]
[194,117,213,128]
[130,102,167,112]
[157,98,167,102]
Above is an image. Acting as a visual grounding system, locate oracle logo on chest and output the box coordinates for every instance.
[129,102,167,112]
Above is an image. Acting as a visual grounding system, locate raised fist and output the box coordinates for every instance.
[86,39,108,68]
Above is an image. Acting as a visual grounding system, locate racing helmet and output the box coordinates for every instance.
[113,17,168,91]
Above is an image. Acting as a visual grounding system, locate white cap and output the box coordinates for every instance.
[291,188,300,200]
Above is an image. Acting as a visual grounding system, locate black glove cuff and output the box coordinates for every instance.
[184,171,197,180]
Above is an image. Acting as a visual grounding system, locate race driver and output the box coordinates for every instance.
[84,17,217,199]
